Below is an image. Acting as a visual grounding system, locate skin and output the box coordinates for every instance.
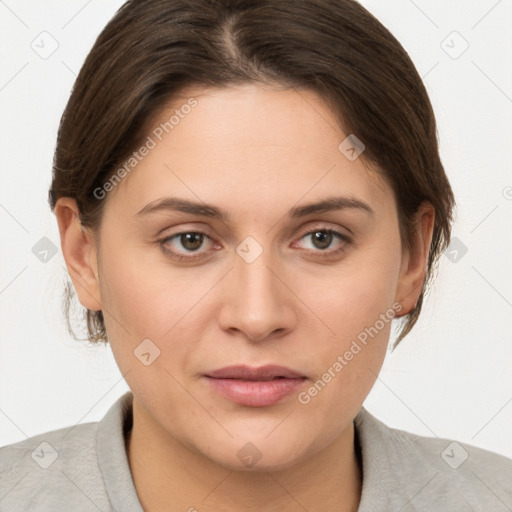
[55,83,434,512]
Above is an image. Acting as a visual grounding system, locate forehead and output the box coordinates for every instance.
[107,84,392,215]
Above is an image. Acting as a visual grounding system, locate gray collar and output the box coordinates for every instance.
[96,391,143,512]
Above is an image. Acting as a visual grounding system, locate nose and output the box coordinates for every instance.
[218,248,298,343]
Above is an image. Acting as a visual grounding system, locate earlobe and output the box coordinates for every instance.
[394,202,435,317]
[54,198,102,312]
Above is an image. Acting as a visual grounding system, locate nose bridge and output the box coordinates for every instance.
[219,241,296,341]
[238,250,279,304]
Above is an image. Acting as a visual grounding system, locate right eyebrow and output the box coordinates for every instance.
[136,197,227,220]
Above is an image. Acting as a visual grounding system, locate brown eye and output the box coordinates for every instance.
[299,229,350,251]
[310,230,333,250]
[159,231,214,261]
[179,232,204,251]
[295,227,352,259]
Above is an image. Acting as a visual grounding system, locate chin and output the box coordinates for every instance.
[216,450,308,473]
[196,433,316,473]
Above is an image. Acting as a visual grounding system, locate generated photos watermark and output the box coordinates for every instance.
[297,302,403,405]
[93,97,198,200]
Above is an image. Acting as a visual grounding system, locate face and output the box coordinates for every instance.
[87,83,412,470]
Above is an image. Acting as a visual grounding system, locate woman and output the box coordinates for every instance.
[1,0,511,510]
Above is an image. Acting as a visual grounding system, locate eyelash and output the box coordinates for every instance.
[158,228,352,262]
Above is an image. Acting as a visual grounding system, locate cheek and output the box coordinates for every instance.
[305,235,402,339]
[98,238,197,335]
[96,240,221,378]
[294,291,393,445]
[293,234,402,411]
[96,247,208,409]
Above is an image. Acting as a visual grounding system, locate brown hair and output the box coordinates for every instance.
[49,0,455,347]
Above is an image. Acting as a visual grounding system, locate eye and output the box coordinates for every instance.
[295,228,352,256]
[159,231,214,261]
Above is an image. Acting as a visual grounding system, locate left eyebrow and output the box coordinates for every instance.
[135,195,374,220]
[289,196,374,218]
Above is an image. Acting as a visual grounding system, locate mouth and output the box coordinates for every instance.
[205,364,305,380]
[203,365,307,407]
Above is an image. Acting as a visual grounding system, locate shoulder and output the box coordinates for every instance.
[355,408,512,511]
[0,421,111,511]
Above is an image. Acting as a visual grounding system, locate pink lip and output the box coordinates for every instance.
[204,365,307,407]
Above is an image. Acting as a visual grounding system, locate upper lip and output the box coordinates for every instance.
[205,365,306,381]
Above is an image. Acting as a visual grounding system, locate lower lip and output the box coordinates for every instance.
[204,376,307,407]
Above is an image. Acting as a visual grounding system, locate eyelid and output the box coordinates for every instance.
[296,221,352,239]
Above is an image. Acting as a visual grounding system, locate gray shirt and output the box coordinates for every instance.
[1,391,511,511]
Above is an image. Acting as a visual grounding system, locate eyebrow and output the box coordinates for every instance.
[136,195,374,220]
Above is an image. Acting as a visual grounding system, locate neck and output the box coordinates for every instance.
[125,398,362,512]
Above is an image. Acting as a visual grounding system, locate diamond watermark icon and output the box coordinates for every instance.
[338,134,365,161]
[32,237,58,263]
[441,441,469,469]
[444,236,468,263]
[30,31,59,60]
[134,338,161,366]
[441,31,469,60]
[237,442,262,467]
[236,236,263,264]
[31,441,58,469]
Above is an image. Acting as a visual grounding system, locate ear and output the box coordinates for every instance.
[394,202,435,317]
[54,198,102,312]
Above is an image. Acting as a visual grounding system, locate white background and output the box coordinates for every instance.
[1,0,511,459]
